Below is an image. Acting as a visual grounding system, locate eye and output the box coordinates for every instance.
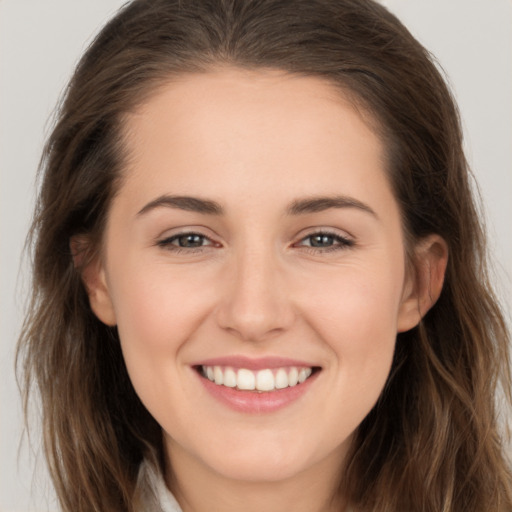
[157,232,216,252]
[296,231,354,252]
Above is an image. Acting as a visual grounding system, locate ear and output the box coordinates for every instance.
[70,236,117,326]
[397,234,448,333]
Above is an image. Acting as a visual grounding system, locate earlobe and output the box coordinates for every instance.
[71,236,117,326]
[397,234,448,333]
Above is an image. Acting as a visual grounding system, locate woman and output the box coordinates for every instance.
[17,0,512,511]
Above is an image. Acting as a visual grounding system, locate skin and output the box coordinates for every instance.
[83,68,447,512]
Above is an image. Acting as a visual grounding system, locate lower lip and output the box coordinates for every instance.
[197,371,319,414]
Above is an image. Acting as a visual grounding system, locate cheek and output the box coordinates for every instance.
[110,261,214,347]
[304,261,403,331]
[298,261,404,383]
[106,261,218,406]
[108,264,218,431]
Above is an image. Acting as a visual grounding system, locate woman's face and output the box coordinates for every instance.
[88,69,425,486]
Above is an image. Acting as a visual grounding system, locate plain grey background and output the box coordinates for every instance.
[1,1,511,511]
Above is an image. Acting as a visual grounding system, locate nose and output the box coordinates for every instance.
[215,245,295,342]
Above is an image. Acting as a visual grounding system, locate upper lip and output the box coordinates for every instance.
[192,355,320,371]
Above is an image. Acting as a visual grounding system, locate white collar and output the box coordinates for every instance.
[136,458,354,512]
[136,458,183,512]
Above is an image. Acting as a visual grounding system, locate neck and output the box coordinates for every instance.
[165,440,349,512]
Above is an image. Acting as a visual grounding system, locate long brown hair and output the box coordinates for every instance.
[17,0,512,510]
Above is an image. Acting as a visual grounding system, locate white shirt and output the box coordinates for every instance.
[136,458,354,512]
[136,458,183,512]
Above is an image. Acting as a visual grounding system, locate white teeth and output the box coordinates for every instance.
[214,366,223,385]
[202,365,315,391]
[223,367,237,388]
[275,368,289,389]
[237,368,256,390]
[288,367,299,386]
[298,368,312,383]
[256,369,275,391]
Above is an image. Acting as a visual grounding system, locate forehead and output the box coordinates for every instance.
[117,67,392,216]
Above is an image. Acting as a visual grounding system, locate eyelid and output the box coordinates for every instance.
[154,227,355,254]
[156,229,220,252]
[293,228,355,252]
[154,223,220,242]
[295,226,354,241]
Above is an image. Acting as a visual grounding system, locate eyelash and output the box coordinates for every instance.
[297,231,354,253]
[156,230,354,254]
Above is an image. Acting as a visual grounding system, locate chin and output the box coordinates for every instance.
[202,434,343,484]
[207,453,308,483]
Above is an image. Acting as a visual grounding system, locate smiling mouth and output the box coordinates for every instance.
[196,365,321,392]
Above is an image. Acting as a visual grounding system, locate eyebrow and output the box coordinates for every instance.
[137,195,223,216]
[286,196,377,217]
[137,194,377,218]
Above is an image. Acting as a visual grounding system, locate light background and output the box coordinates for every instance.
[1,1,511,510]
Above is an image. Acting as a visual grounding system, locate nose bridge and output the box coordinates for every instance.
[216,238,293,341]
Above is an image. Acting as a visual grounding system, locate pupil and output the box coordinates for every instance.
[179,234,203,247]
[311,234,333,247]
